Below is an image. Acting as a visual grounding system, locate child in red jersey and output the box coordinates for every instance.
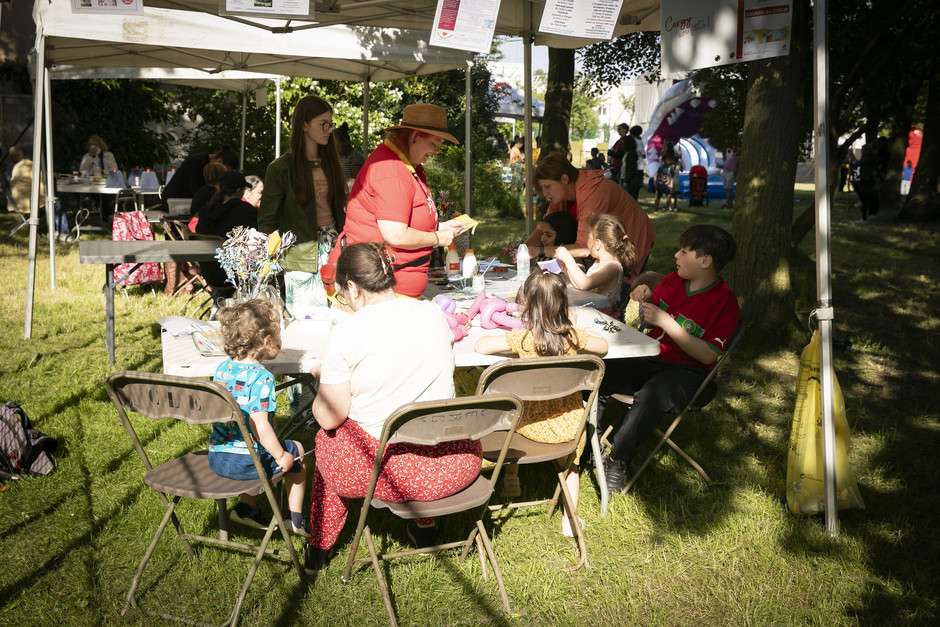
[599,225,741,494]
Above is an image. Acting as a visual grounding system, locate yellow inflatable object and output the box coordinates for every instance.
[786,331,865,514]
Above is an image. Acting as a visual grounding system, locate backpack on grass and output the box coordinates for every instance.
[0,402,57,477]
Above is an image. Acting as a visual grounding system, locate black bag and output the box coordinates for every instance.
[0,402,57,477]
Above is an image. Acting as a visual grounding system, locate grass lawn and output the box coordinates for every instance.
[1,185,938,626]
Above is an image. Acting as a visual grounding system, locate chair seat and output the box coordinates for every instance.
[479,430,577,465]
[144,449,279,499]
[372,475,494,519]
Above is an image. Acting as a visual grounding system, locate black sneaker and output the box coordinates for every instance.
[604,454,629,496]
[406,522,438,550]
[304,544,331,572]
[230,502,272,530]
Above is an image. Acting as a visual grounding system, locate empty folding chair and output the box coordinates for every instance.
[105,371,304,627]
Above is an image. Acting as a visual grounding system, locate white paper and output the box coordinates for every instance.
[538,0,624,40]
[70,0,143,16]
[430,0,501,54]
[221,0,314,19]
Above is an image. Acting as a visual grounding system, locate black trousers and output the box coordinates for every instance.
[598,357,705,464]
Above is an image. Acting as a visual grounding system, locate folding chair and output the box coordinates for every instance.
[105,371,304,627]
[341,394,524,627]
[160,216,212,297]
[475,355,605,571]
[601,322,747,493]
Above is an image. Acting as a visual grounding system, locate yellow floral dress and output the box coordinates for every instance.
[505,327,589,458]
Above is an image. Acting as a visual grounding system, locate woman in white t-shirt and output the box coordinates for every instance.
[304,241,481,571]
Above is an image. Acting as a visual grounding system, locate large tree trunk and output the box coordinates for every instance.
[540,48,574,158]
[882,83,919,209]
[726,0,808,351]
[898,78,940,220]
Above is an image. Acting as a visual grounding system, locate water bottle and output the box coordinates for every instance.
[462,249,477,281]
[446,243,460,275]
[516,243,530,283]
[92,156,101,178]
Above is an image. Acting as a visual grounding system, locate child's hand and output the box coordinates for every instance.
[631,285,652,302]
[277,450,295,473]
[638,300,667,328]
[554,246,575,266]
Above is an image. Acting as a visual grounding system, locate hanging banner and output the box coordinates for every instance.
[430,0,501,54]
[661,0,792,76]
[70,0,143,15]
[538,0,625,40]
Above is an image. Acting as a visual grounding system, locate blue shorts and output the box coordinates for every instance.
[209,440,302,480]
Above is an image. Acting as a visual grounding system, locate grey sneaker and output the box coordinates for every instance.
[230,503,272,530]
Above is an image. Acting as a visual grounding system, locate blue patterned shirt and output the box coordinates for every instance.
[209,359,276,454]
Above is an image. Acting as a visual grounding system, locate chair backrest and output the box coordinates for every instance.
[629,270,665,294]
[380,395,524,449]
[160,216,191,242]
[687,321,747,410]
[105,370,251,470]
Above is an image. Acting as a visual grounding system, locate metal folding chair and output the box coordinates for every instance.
[475,355,605,571]
[105,371,304,627]
[341,394,524,627]
[601,322,747,493]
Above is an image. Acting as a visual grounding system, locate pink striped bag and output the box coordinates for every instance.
[112,210,165,286]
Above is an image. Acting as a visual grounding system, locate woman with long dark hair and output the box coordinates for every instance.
[259,95,347,317]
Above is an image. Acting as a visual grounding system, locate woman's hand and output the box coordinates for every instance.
[436,227,457,248]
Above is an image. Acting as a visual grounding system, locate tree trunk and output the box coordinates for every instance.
[541,48,574,158]
[898,78,940,220]
[882,82,920,209]
[726,0,808,352]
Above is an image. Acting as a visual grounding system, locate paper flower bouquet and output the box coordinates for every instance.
[215,227,296,300]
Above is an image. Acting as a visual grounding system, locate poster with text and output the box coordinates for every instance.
[538,0,624,40]
[70,0,143,16]
[660,0,792,76]
[220,0,314,20]
[430,0,500,54]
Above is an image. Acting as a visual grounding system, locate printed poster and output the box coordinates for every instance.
[70,0,143,15]
[220,0,314,20]
[538,0,625,40]
[430,0,501,54]
[660,0,792,75]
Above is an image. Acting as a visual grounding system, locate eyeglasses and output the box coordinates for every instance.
[319,121,337,132]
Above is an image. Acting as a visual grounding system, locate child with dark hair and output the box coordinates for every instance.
[536,210,578,260]
[209,299,309,536]
[598,224,741,494]
[475,271,607,536]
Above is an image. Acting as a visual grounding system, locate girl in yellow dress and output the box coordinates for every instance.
[475,272,607,536]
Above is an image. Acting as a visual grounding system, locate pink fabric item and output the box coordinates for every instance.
[112,211,165,286]
[308,419,482,550]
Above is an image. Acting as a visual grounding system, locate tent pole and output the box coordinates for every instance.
[363,79,371,154]
[240,89,247,169]
[523,7,534,235]
[275,77,282,156]
[25,33,46,340]
[43,67,56,289]
[813,0,838,535]
[465,61,472,217]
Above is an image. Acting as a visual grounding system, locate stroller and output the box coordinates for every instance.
[688,165,709,207]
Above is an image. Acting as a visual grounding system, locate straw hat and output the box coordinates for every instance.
[386,103,459,144]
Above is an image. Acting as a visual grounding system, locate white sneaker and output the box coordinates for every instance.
[561,516,585,538]
[854,219,867,225]
[867,214,878,220]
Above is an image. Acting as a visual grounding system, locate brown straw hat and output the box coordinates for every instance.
[386,103,459,144]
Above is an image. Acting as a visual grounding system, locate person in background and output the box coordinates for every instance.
[333,123,365,185]
[161,146,238,211]
[630,125,646,175]
[243,175,264,207]
[585,147,605,170]
[900,160,914,196]
[79,135,117,176]
[5,146,22,184]
[187,162,226,233]
[305,242,478,570]
[259,95,348,318]
[653,141,682,213]
[721,148,738,209]
[327,103,463,298]
[535,210,578,261]
[523,152,655,286]
[620,137,644,201]
[607,123,629,184]
[854,143,879,225]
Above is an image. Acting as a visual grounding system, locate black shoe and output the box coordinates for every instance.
[230,502,272,530]
[406,522,438,549]
[304,543,331,572]
[604,454,629,496]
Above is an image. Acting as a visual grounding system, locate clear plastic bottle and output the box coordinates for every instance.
[92,156,101,178]
[462,248,477,280]
[516,243,530,283]
[446,243,460,275]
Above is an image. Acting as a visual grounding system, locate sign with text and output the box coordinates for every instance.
[430,0,501,54]
[661,0,792,75]
[70,0,143,16]
[220,0,314,20]
[538,0,625,41]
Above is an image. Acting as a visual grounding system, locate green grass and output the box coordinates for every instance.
[1,187,938,625]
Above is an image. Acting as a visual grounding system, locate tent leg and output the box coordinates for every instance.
[25,33,45,340]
